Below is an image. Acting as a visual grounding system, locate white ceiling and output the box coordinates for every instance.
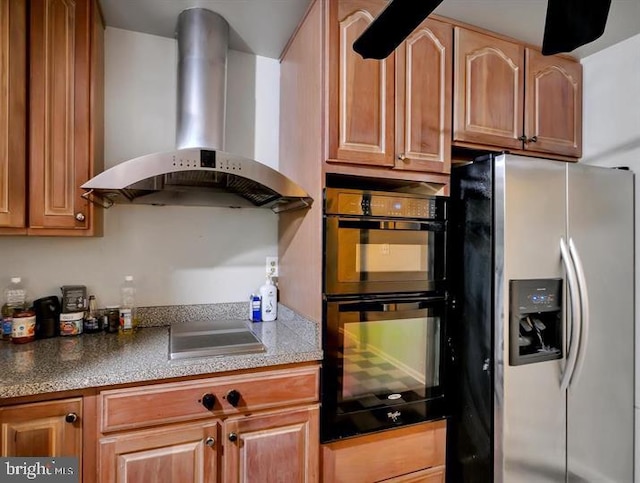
[99,0,640,59]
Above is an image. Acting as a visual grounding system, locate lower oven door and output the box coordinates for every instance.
[321,295,447,442]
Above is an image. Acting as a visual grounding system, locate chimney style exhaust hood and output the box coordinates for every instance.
[82,8,312,213]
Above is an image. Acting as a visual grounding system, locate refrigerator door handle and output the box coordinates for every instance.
[560,237,581,392]
[568,238,590,387]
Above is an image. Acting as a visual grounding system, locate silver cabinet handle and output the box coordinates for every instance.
[397,153,407,161]
[527,136,538,143]
[568,238,590,388]
[205,437,215,447]
[560,238,581,392]
[75,212,86,222]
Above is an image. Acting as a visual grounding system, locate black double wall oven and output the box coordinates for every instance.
[322,187,449,442]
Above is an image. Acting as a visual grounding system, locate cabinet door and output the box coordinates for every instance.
[330,0,395,167]
[395,18,451,174]
[223,405,319,483]
[524,48,582,157]
[99,421,219,483]
[28,0,95,233]
[453,27,524,150]
[0,0,27,231]
[0,398,82,462]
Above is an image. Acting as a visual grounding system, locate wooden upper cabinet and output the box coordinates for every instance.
[524,48,582,157]
[29,0,93,233]
[0,0,27,231]
[395,18,451,173]
[0,0,103,236]
[0,398,82,464]
[453,25,582,158]
[331,0,394,167]
[453,26,524,150]
[330,1,451,174]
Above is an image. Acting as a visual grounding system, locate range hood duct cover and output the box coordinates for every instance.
[176,9,227,151]
[81,8,312,213]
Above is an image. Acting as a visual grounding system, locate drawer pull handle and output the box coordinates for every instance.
[226,389,241,407]
[228,432,238,442]
[201,393,216,411]
[65,413,78,423]
[205,437,216,447]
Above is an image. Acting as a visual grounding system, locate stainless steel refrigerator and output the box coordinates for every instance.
[447,153,634,482]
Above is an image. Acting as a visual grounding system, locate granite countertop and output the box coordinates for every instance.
[0,303,322,399]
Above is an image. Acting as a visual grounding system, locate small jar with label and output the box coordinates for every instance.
[11,309,36,344]
[59,312,84,336]
[105,306,120,333]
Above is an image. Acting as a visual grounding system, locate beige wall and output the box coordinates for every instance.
[581,32,640,481]
[0,28,281,307]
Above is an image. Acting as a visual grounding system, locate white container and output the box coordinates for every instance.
[259,277,278,322]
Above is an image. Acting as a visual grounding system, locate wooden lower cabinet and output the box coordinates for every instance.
[322,420,446,483]
[98,421,220,483]
[96,364,320,482]
[224,405,319,483]
[0,398,82,464]
[99,405,319,483]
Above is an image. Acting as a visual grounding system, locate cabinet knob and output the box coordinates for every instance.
[228,432,238,442]
[75,212,86,222]
[518,135,527,142]
[226,389,241,407]
[65,413,78,423]
[205,437,216,447]
[201,393,216,411]
[527,136,538,143]
[397,153,407,162]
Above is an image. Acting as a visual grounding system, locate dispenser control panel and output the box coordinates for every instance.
[515,280,562,313]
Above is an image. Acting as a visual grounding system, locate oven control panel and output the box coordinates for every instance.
[325,188,443,219]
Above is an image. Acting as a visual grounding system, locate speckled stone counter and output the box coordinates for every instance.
[0,303,322,399]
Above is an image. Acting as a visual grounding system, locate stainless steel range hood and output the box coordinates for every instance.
[81,8,312,213]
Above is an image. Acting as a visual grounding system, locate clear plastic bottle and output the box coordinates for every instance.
[119,276,136,335]
[2,277,27,341]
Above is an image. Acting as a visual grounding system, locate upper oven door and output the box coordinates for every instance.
[325,216,446,295]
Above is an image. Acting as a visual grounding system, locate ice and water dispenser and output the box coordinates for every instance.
[509,279,563,366]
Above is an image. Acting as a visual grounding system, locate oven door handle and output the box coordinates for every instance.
[382,302,424,312]
[381,221,422,230]
[336,218,443,231]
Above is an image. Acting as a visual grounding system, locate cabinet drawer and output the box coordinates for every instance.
[322,419,446,483]
[100,365,319,433]
[379,466,445,483]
